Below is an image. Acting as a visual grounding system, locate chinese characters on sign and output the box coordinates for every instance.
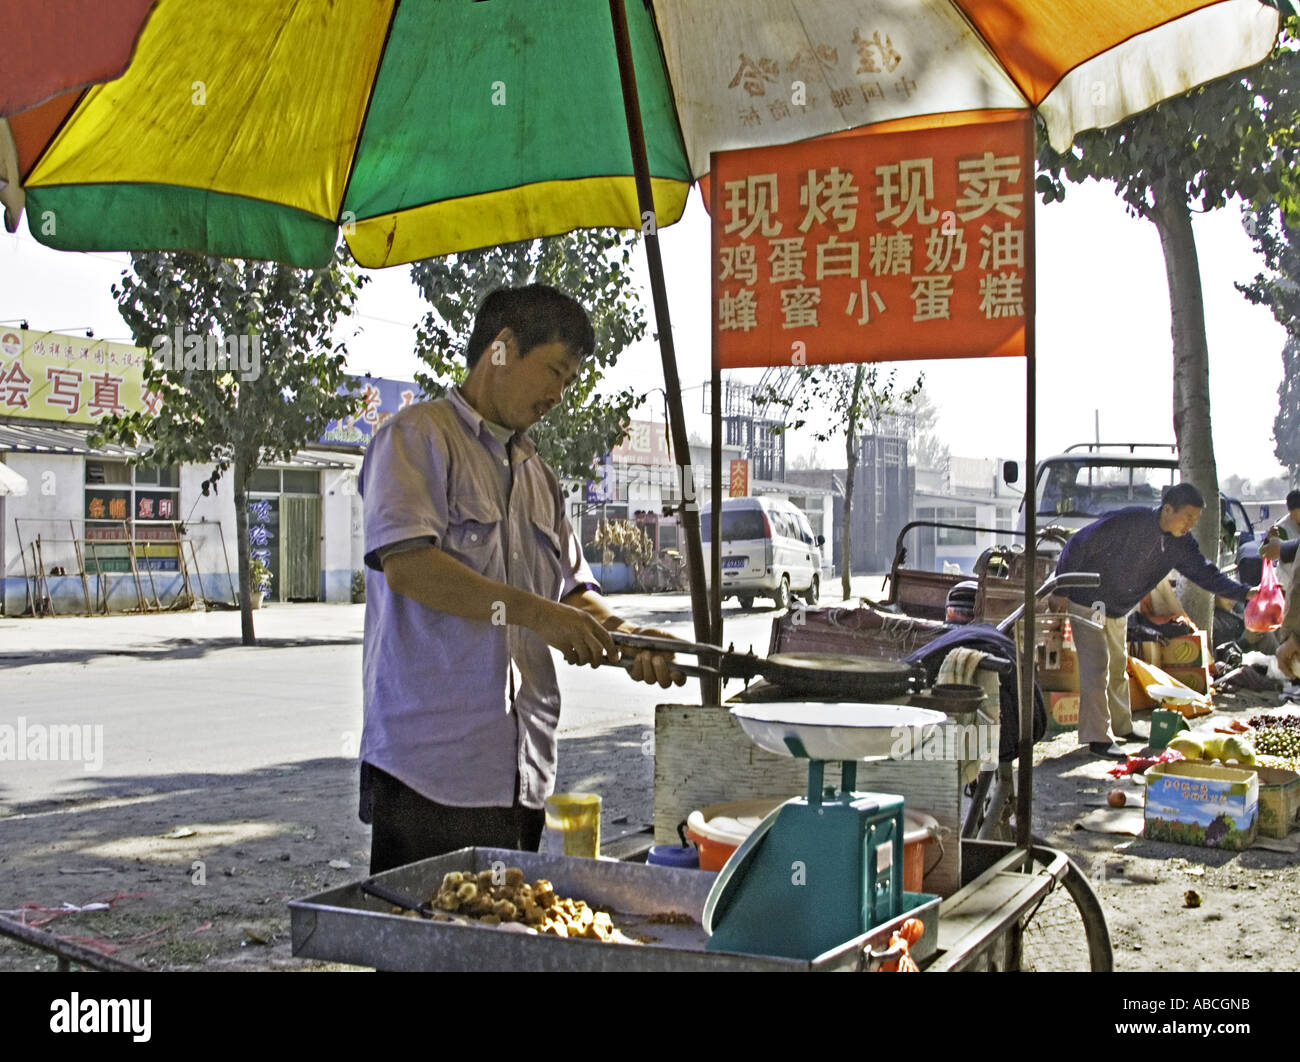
[0,329,157,424]
[725,29,910,129]
[712,113,1033,367]
[729,459,751,498]
[319,376,423,448]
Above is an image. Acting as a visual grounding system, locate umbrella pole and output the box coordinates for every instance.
[1017,130,1038,854]
[608,0,718,703]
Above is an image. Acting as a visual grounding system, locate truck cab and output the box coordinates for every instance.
[1018,443,1255,568]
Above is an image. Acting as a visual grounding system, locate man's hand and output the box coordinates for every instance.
[531,599,618,668]
[621,626,688,689]
[1261,536,1283,564]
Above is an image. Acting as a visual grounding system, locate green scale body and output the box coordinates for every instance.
[705,759,904,961]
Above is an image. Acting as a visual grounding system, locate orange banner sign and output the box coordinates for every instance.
[711,112,1033,368]
[729,459,750,497]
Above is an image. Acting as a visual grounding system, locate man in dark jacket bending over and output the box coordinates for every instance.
[1054,483,1254,759]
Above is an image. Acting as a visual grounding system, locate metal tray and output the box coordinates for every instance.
[290,847,940,972]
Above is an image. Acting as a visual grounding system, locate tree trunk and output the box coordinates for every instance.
[1150,185,1220,634]
[841,365,865,600]
[233,458,256,646]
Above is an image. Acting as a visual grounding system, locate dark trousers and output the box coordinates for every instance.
[362,763,545,875]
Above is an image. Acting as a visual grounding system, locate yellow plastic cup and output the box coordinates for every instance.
[544,793,602,858]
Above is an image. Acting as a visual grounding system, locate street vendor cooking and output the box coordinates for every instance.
[1052,483,1255,760]
[358,285,684,874]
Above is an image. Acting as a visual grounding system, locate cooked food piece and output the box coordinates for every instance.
[423,872,636,943]
[645,911,695,925]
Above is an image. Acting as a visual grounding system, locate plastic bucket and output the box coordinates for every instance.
[685,799,786,871]
[686,801,939,888]
[902,811,939,892]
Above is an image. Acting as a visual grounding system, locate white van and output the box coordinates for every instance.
[700,497,824,610]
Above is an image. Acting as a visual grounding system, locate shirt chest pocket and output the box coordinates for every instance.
[529,515,564,597]
[444,495,503,573]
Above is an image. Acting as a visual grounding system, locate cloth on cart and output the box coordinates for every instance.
[935,646,1002,710]
[907,624,1046,763]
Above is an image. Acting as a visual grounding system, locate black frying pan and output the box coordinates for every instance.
[606,631,925,699]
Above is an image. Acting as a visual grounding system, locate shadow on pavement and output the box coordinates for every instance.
[0,635,362,669]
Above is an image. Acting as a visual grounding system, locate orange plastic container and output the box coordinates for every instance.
[686,801,939,889]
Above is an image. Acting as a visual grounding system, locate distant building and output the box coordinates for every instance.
[910,455,1022,572]
[0,326,412,615]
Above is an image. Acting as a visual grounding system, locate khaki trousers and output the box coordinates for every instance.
[1067,601,1133,744]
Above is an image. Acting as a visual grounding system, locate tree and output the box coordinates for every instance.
[1239,205,1300,479]
[408,230,648,484]
[761,365,922,599]
[1038,17,1300,630]
[910,390,950,477]
[94,246,367,645]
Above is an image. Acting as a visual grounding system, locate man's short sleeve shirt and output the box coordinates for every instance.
[358,388,598,809]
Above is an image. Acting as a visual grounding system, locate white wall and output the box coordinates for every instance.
[321,464,360,602]
[181,463,239,603]
[2,454,86,612]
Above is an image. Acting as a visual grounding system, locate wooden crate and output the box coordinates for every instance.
[653,704,969,898]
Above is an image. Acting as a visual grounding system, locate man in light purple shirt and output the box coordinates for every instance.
[359,285,683,873]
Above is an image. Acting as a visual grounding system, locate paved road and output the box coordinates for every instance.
[0,586,881,825]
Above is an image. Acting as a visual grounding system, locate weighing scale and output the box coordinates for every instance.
[703,702,946,961]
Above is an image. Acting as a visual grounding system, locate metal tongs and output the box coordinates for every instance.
[607,631,741,681]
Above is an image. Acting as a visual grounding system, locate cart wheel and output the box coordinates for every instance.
[1016,842,1114,972]
[771,576,790,611]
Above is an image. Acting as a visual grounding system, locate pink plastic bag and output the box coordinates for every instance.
[1244,557,1285,633]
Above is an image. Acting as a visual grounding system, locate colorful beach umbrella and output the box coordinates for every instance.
[1,0,1282,267]
[0,0,158,230]
[0,0,157,116]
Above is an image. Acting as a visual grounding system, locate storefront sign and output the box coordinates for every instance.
[0,329,158,424]
[319,376,423,447]
[610,419,674,466]
[729,458,750,497]
[712,112,1033,367]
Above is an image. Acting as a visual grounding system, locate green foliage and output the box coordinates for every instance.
[95,245,368,493]
[248,555,273,594]
[759,364,924,454]
[1239,206,1300,477]
[93,244,368,642]
[407,230,648,482]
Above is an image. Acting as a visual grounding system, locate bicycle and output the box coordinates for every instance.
[634,549,688,594]
[922,569,1114,972]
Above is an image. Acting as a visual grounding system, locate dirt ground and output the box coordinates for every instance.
[1025,688,1300,972]
[2,692,1297,973]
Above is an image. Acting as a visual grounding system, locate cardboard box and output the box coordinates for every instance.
[1130,641,1161,666]
[1163,664,1211,695]
[1046,691,1079,731]
[1246,765,1300,839]
[1160,631,1208,668]
[1039,646,1079,692]
[1129,671,1158,711]
[1144,761,1258,850]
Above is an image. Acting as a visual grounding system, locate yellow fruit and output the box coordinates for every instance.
[1167,735,1205,760]
[1201,735,1228,761]
[1221,736,1256,765]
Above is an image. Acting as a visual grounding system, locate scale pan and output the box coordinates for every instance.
[729,702,947,761]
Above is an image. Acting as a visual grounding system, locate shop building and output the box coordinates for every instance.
[0,329,389,615]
